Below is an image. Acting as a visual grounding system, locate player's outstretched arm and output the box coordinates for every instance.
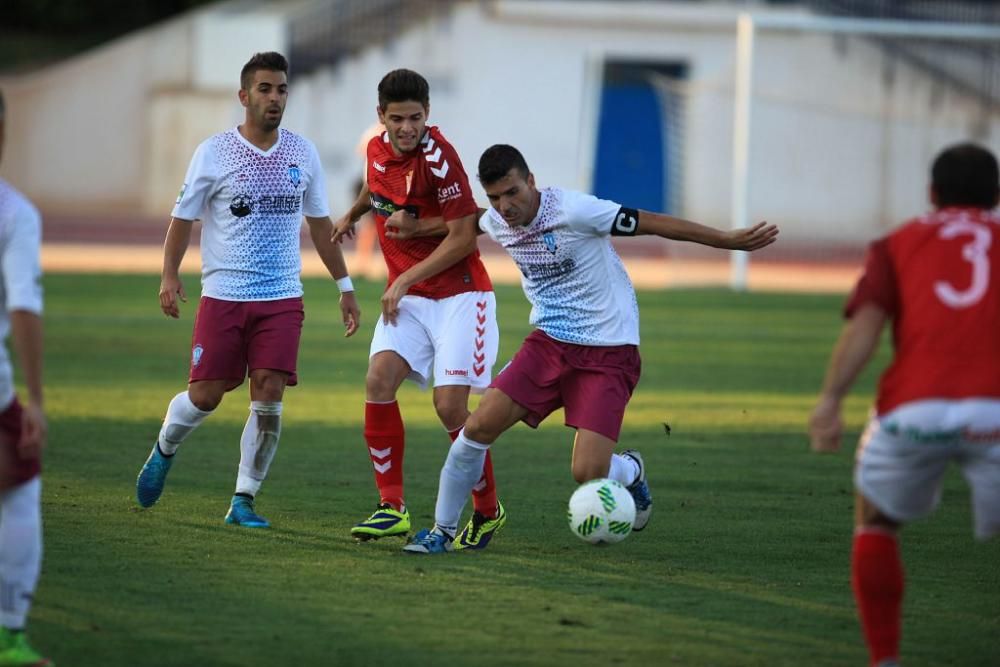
[9,310,46,461]
[634,211,778,251]
[331,182,372,244]
[385,207,489,240]
[307,216,360,337]
[380,213,479,324]
[160,217,193,319]
[809,304,886,453]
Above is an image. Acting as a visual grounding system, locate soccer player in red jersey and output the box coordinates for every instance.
[0,88,53,667]
[331,69,505,549]
[810,143,1000,667]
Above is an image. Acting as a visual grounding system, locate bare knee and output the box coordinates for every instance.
[250,371,288,402]
[187,382,226,411]
[855,492,901,532]
[433,395,469,431]
[365,357,407,402]
[464,411,501,445]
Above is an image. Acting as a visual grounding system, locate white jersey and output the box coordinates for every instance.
[0,179,44,410]
[172,127,330,301]
[478,187,639,346]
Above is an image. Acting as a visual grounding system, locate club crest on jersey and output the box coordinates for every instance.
[543,232,558,254]
[288,164,301,187]
[192,344,204,367]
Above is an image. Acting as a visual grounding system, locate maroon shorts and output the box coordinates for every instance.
[0,398,40,485]
[189,296,305,387]
[491,329,641,442]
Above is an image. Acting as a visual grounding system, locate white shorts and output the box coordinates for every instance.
[855,398,1000,540]
[370,291,499,392]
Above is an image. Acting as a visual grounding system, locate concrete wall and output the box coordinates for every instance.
[0,2,285,215]
[1,0,997,245]
[307,0,999,244]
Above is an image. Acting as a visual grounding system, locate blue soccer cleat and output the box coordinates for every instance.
[136,443,174,508]
[402,527,454,554]
[622,449,652,531]
[224,494,270,528]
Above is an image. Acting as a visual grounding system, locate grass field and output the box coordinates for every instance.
[26,273,1000,666]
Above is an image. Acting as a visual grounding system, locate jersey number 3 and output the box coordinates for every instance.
[934,219,992,309]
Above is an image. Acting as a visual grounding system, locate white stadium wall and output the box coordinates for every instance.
[294,1,999,246]
[0,19,191,213]
[0,0,996,247]
[0,3,285,216]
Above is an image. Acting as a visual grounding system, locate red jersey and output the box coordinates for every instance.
[366,126,492,298]
[845,207,1000,414]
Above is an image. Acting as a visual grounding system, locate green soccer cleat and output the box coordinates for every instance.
[350,503,411,541]
[0,628,53,667]
[454,501,507,551]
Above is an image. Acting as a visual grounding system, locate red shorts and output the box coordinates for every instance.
[189,296,304,387]
[0,398,40,485]
[492,329,641,441]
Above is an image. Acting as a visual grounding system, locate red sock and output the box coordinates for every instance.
[448,427,498,518]
[852,528,904,666]
[365,401,405,510]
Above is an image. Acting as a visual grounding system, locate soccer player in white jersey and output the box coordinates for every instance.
[403,144,778,553]
[135,52,361,528]
[810,143,1000,667]
[0,88,53,667]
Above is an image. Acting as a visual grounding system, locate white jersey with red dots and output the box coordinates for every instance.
[0,178,44,409]
[172,127,330,302]
[478,187,639,346]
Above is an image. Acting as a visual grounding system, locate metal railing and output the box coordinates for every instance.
[288,0,459,74]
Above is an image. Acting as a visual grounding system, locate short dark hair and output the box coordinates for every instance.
[478,144,530,186]
[377,69,429,110]
[932,142,999,209]
[240,52,289,90]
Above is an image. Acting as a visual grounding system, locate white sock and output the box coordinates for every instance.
[0,478,42,629]
[434,429,489,535]
[157,391,212,456]
[236,401,282,497]
[608,453,640,487]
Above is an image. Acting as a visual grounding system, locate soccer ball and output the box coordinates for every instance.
[567,478,636,544]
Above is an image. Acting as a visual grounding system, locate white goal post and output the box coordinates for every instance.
[729,13,1000,290]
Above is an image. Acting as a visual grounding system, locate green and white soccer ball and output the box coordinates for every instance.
[567,478,636,544]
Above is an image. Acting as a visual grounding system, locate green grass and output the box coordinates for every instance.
[26,274,1000,666]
